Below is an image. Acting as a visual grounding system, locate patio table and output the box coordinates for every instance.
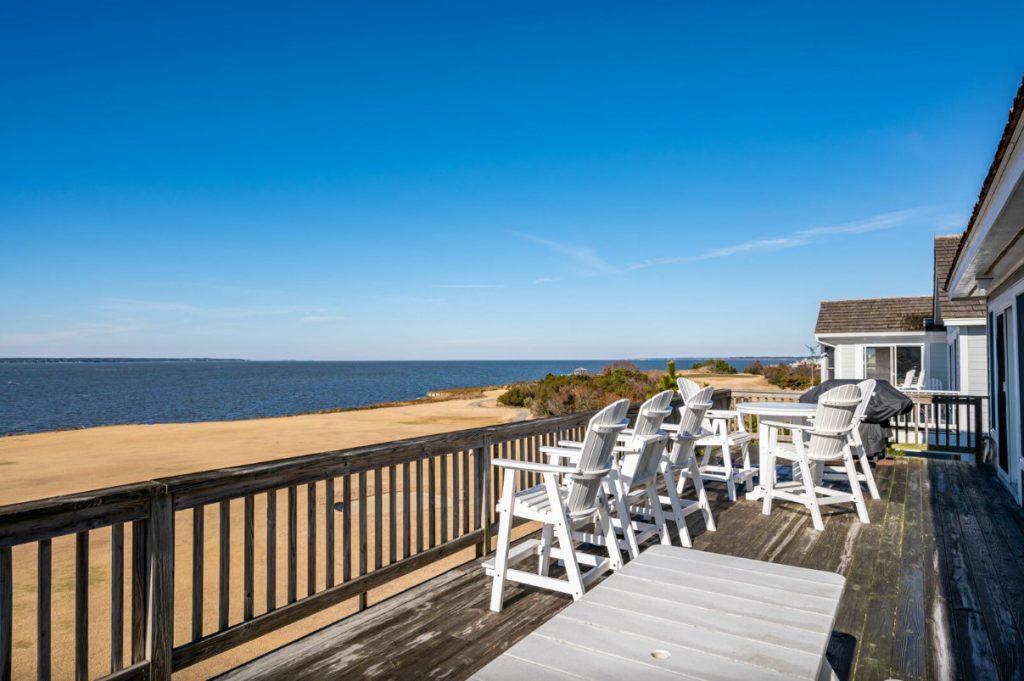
[471,544,845,681]
[736,401,816,501]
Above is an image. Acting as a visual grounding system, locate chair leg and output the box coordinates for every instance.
[859,452,880,500]
[595,500,623,571]
[489,473,517,612]
[761,445,775,516]
[799,457,824,531]
[645,484,670,545]
[682,454,716,532]
[538,523,553,576]
[545,475,585,600]
[661,463,692,547]
[607,475,640,560]
[741,442,754,492]
[724,443,736,502]
[844,451,871,524]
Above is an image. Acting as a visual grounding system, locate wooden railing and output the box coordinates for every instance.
[0,389,730,681]
[728,389,987,458]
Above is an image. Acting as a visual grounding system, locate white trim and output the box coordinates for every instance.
[815,330,943,339]
[988,277,1024,504]
[943,317,986,327]
[949,107,1024,297]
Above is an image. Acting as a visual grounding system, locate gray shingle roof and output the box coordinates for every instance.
[934,235,986,320]
[815,296,933,334]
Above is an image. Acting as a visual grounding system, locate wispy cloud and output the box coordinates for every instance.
[99,299,313,318]
[511,232,618,276]
[533,277,560,284]
[436,284,505,289]
[627,207,938,270]
[300,315,348,323]
[374,295,444,305]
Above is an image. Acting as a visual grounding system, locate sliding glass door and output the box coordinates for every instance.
[864,345,923,385]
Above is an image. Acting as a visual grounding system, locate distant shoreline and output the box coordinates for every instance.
[0,355,802,364]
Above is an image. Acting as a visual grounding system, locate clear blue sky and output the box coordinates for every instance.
[2,2,1022,360]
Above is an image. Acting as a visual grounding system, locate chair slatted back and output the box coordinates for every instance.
[632,389,674,440]
[676,376,701,404]
[853,379,876,426]
[668,386,714,466]
[618,433,669,488]
[565,398,629,517]
[807,384,861,462]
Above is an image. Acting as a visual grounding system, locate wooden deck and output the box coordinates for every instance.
[218,458,1024,681]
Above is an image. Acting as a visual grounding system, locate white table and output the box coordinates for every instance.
[472,544,845,681]
[736,402,816,501]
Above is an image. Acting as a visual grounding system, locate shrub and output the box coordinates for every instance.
[498,367,658,417]
[497,382,536,408]
[744,360,765,375]
[691,358,737,374]
[762,363,817,390]
[651,359,679,396]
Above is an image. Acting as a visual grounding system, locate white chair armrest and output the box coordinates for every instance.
[490,458,577,475]
[540,446,582,462]
[556,439,583,448]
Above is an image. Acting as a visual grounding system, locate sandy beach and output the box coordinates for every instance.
[0,389,524,506]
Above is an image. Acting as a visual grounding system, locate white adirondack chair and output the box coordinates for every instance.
[658,386,717,546]
[760,384,868,531]
[576,431,672,559]
[900,369,917,390]
[673,377,755,501]
[821,379,881,500]
[486,399,629,612]
[549,391,675,558]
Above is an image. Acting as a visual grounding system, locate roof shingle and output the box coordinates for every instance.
[815,296,933,334]
[934,235,986,320]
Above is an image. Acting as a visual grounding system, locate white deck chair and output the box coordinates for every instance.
[900,369,917,390]
[576,432,672,559]
[550,391,675,557]
[486,399,629,612]
[673,377,755,501]
[821,379,880,500]
[760,384,868,531]
[657,386,717,546]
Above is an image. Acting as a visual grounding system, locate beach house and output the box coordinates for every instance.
[946,77,1024,504]
[815,234,988,393]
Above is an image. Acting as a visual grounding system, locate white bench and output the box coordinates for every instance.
[472,544,845,681]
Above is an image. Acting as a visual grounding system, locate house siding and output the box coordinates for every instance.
[961,326,989,396]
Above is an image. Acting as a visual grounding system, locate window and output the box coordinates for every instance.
[864,345,923,385]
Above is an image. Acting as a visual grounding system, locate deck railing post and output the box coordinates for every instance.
[475,438,491,558]
[974,397,984,466]
[147,488,174,681]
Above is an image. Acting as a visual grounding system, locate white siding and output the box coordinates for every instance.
[835,343,856,379]
[959,326,989,396]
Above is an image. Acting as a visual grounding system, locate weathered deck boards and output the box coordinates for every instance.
[217,458,1024,681]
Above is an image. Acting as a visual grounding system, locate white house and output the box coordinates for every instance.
[947,76,1024,504]
[815,234,987,393]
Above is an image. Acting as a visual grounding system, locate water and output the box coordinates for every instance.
[0,358,794,436]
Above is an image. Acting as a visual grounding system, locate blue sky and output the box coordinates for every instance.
[2,2,1023,360]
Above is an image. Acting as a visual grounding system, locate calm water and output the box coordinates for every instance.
[0,358,790,436]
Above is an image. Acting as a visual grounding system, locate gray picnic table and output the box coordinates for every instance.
[472,544,845,681]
